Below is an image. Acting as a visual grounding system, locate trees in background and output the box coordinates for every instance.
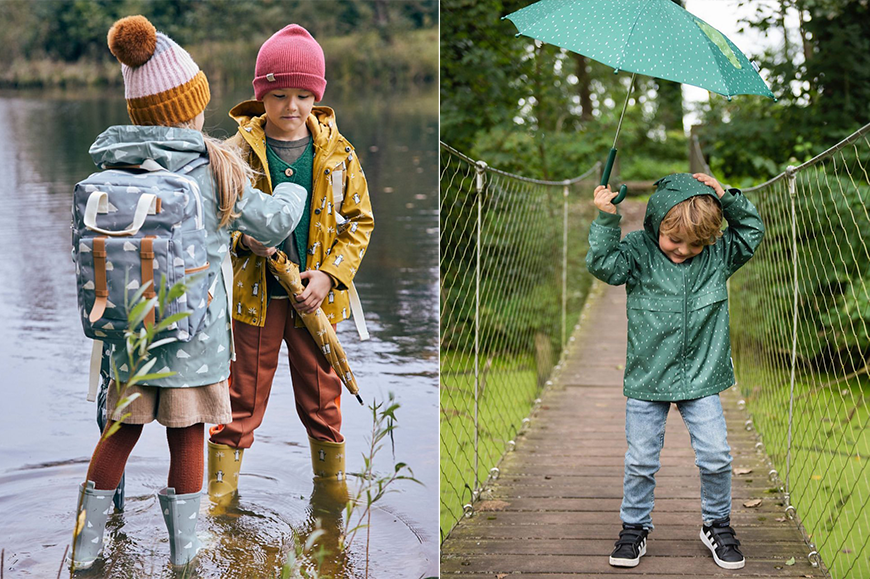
[698,0,870,184]
[441,0,690,182]
[0,0,437,61]
[442,0,869,184]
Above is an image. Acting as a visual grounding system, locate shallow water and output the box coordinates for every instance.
[0,85,438,578]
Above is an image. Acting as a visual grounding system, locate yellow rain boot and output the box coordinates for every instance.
[309,437,349,504]
[308,437,346,481]
[207,440,244,504]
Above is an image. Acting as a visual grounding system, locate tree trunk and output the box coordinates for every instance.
[575,53,593,122]
[534,43,550,180]
[656,0,685,132]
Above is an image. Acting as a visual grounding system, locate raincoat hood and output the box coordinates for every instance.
[643,173,721,241]
[228,100,340,151]
[89,125,205,171]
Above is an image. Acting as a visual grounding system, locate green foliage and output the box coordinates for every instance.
[440,0,533,155]
[0,0,437,88]
[699,0,870,184]
[342,394,422,575]
[731,168,870,373]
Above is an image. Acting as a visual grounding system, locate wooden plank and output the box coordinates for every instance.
[477,497,790,515]
[447,523,808,542]
[443,538,809,559]
[441,553,814,576]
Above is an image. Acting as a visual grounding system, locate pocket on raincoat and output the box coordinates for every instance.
[685,288,731,381]
[626,294,684,390]
[687,288,728,311]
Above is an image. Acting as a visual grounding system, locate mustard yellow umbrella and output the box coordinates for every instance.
[267,250,363,404]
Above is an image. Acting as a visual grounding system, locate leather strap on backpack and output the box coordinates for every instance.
[140,236,156,327]
[89,237,108,323]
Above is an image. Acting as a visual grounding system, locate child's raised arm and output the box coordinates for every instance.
[693,173,765,277]
[586,185,639,286]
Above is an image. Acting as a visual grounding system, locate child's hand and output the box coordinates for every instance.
[293,270,335,314]
[594,185,619,214]
[241,234,277,257]
[693,173,725,199]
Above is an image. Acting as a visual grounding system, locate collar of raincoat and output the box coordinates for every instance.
[228,100,340,153]
[88,125,205,171]
[643,172,722,244]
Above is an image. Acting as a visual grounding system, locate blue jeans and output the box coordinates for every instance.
[621,395,732,529]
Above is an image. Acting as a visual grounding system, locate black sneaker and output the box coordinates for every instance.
[609,524,648,567]
[700,519,745,569]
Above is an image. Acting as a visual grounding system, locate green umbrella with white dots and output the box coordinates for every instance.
[504,0,775,203]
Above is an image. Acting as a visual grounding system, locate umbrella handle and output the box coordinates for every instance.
[600,148,628,205]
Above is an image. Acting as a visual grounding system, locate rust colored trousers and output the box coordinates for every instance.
[210,298,343,449]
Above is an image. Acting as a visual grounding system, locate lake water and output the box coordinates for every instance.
[0,84,438,578]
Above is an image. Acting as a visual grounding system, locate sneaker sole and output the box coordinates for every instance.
[700,529,745,570]
[609,542,646,567]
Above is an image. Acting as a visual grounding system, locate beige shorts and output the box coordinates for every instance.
[106,379,232,428]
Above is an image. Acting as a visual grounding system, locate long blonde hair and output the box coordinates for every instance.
[174,120,252,229]
[202,135,253,228]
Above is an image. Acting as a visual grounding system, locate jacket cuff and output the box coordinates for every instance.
[719,188,743,211]
[318,265,348,291]
[231,231,251,255]
[593,210,622,228]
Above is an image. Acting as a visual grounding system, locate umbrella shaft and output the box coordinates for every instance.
[612,72,637,149]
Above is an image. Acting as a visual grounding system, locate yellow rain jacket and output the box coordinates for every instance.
[227,101,374,329]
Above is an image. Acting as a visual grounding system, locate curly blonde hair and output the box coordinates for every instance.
[660,195,723,245]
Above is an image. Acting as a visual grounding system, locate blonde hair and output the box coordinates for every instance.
[660,195,723,245]
[174,120,250,229]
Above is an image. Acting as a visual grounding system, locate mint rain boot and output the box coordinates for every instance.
[157,487,202,567]
[70,480,115,570]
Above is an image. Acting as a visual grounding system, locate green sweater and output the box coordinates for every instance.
[265,136,313,297]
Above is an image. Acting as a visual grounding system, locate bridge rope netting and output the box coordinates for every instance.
[440,121,870,576]
[439,143,599,540]
[730,122,870,578]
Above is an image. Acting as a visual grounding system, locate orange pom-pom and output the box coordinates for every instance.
[107,15,157,67]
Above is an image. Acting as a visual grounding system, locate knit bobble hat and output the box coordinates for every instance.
[107,15,210,126]
[253,24,326,102]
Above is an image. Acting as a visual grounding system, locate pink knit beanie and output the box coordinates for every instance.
[253,24,327,102]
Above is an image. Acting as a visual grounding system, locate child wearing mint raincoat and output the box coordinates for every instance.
[70,15,306,570]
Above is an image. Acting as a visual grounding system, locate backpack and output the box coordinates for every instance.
[71,157,213,344]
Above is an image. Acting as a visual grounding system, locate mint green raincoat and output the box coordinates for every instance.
[88,125,303,388]
[586,173,764,401]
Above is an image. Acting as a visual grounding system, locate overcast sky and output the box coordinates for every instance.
[680,0,801,127]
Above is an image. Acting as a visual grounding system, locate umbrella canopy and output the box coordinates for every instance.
[505,0,775,202]
[267,251,362,405]
[505,0,774,99]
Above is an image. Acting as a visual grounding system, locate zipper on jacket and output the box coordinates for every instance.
[681,264,688,389]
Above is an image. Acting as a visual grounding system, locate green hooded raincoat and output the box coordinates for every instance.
[586,173,764,401]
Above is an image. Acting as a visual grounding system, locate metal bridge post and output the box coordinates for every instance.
[562,182,569,352]
[473,160,487,500]
[786,165,798,509]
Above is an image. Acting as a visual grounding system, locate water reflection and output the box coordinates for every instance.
[0,85,437,578]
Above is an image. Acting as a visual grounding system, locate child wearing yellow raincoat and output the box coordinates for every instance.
[207,24,374,503]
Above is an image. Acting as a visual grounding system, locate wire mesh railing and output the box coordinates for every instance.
[439,142,600,540]
[730,121,870,579]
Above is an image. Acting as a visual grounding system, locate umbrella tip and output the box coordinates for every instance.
[356,394,364,406]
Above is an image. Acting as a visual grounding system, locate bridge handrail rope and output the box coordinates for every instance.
[723,119,870,578]
[439,142,600,541]
[440,141,602,186]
